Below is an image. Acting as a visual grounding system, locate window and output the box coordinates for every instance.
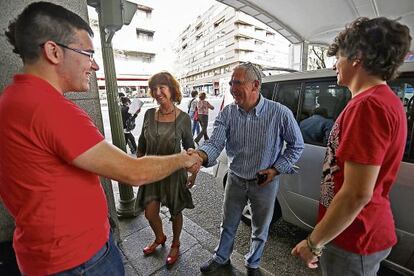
[261,82,275,100]
[214,17,225,28]
[275,82,301,116]
[136,28,154,41]
[196,32,203,40]
[388,77,414,162]
[195,22,202,31]
[299,81,351,146]
[303,82,351,120]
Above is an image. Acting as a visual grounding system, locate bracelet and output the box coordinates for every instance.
[306,235,324,257]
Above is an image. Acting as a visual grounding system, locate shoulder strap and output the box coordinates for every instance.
[188,98,195,112]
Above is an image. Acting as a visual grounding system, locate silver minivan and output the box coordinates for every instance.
[213,62,414,275]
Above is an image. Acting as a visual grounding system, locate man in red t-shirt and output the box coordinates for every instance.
[292,17,411,275]
[0,2,201,275]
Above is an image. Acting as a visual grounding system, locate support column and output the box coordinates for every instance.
[300,41,309,71]
[97,11,137,218]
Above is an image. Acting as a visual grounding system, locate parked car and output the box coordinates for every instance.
[212,62,414,275]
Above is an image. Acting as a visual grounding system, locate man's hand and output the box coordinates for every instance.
[256,167,279,186]
[181,150,202,174]
[291,239,319,269]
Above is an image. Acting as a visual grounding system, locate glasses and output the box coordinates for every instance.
[229,62,262,87]
[229,79,248,86]
[40,42,94,61]
[243,62,262,81]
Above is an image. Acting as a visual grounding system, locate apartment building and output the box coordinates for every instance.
[88,4,156,98]
[175,4,290,96]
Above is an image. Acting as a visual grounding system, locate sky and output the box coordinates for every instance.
[131,0,217,71]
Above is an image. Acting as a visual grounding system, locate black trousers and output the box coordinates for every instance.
[124,132,137,154]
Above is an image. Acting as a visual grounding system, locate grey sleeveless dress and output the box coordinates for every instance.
[135,108,195,218]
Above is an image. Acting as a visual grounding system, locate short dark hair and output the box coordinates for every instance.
[5,1,93,63]
[191,90,198,98]
[148,71,182,104]
[313,107,328,118]
[327,17,411,81]
[120,96,131,105]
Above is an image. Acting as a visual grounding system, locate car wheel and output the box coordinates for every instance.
[222,172,282,225]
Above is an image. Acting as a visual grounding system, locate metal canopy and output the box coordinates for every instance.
[216,0,414,48]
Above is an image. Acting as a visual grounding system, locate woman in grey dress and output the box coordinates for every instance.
[135,72,197,266]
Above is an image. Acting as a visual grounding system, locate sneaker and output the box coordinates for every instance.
[200,258,231,273]
[246,267,262,276]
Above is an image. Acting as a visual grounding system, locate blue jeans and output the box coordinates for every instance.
[192,119,200,136]
[55,233,124,276]
[213,172,279,268]
[320,244,391,276]
[189,111,200,136]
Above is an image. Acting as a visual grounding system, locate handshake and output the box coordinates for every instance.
[181,148,204,174]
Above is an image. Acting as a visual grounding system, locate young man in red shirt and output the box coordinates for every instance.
[292,17,411,275]
[0,2,201,275]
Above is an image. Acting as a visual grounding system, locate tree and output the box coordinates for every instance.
[308,45,328,70]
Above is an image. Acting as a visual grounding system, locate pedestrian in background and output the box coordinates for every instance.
[292,17,411,276]
[299,107,334,145]
[188,90,200,136]
[193,63,304,276]
[0,3,201,275]
[121,96,140,154]
[135,71,197,266]
[194,92,214,145]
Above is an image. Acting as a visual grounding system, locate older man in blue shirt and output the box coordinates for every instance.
[193,63,304,276]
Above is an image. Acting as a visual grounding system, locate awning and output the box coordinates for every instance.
[216,0,414,48]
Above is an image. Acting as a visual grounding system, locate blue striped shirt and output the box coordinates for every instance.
[200,95,304,180]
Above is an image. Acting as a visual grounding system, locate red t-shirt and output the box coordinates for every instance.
[318,84,406,255]
[0,74,109,275]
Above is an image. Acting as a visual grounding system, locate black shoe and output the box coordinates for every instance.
[200,258,231,273]
[246,267,262,276]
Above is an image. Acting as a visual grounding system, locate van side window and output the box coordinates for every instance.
[275,82,300,117]
[261,82,275,101]
[299,81,351,146]
[388,77,414,163]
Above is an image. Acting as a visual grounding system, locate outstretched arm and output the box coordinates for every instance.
[73,140,202,186]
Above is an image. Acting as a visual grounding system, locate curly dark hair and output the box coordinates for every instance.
[148,71,182,104]
[327,17,411,81]
[5,2,93,63]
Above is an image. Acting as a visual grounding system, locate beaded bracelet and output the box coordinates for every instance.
[306,235,324,257]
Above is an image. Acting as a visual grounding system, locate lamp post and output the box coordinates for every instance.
[88,0,138,217]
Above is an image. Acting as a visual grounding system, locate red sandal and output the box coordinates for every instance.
[143,234,167,255]
[166,241,180,266]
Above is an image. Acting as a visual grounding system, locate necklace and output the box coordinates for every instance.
[159,107,175,115]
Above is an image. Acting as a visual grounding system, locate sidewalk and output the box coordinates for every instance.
[115,176,274,276]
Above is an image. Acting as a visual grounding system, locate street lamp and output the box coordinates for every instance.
[87,0,139,217]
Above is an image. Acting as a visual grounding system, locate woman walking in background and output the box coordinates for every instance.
[194,92,214,145]
[188,90,200,136]
[135,72,197,266]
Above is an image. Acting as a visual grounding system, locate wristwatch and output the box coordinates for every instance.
[306,235,324,257]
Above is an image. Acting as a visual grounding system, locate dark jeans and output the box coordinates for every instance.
[124,132,137,154]
[195,114,209,143]
[54,233,124,276]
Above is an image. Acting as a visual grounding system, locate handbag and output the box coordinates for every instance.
[193,108,199,121]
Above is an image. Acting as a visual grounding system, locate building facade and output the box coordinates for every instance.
[174,4,290,96]
[88,4,156,98]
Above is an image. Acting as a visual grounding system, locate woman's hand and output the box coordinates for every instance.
[186,173,197,189]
